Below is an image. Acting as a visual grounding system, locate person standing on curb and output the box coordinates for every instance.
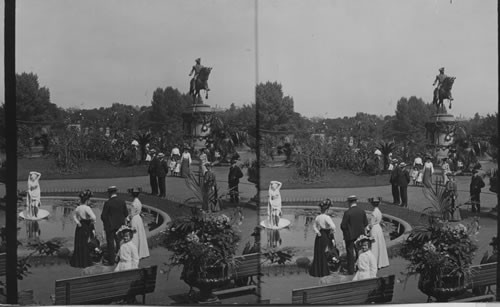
[156,153,169,198]
[397,162,411,208]
[470,170,485,213]
[389,159,400,205]
[101,186,128,266]
[228,159,243,203]
[147,149,159,196]
[340,195,368,275]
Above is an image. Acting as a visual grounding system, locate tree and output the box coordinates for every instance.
[16,73,63,122]
[377,141,396,170]
[256,82,297,131]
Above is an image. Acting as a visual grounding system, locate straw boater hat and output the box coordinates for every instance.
[347,195,357,202]
[107,186,118,193]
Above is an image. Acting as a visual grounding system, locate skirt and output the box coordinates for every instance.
[309,229,333,277]
[70,219,95,268]
[131,215,150,259]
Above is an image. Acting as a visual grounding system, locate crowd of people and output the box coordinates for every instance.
[308,196,389,281]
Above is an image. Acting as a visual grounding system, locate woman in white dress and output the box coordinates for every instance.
[267,181,282,227]
[352,235,377,281]
[27,171,42,218]
[127,188,149,259]
[422,156,434,188]
[366,198,389,269]
[114,225,139,271]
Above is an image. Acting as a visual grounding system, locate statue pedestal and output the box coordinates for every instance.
[182,104,215,151]
[425,113,457,161]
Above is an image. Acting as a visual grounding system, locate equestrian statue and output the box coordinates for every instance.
[432,67,456,112]
[189,58,212,104]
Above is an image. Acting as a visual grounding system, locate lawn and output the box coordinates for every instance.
[17,158,148,181]
[259,165,391,190]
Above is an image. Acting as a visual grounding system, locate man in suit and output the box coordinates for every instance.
[147,149,159,196]
[470,170,485,213]
[156,153,169,198]
[228,159,243,203]
[389,159,400,205]
[397,162,411,208]
[340,195,368,275]
[101,186,128,265]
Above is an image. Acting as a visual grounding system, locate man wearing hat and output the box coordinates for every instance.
[147,149,159,196]
[432,67,453,102]
[228,159,243,203]
[101,186,128,265]
[340,195,368,275]
[397,162,411,208]
[389,159,400,205]
[156,153,169,198]
[470,170,485,213]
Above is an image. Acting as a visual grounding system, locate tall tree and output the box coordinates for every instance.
[256,82,297,131]
[16,73,63,122]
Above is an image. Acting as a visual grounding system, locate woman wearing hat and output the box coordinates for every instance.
[309,199,337,278]
[114,225,139,272]
[127,188,149,259]
[352,235,377,281]
[180,147,192,178]
[70,190,97,268]
[422,155,434,188]
[367,198,389,269]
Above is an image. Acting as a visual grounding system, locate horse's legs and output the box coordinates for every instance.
[205,90,208,100]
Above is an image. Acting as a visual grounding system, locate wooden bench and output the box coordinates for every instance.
[469,262,497,295]
[213,253,261,299]
[54,265,157,305]
[0,253,5,277]
[292,275,395,305]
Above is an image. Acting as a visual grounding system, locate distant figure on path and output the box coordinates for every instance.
[389,160,400,205]
[352,235,377,281]
[470,170,485,213]
[70,190,96,268]
[147,149,159,196]
[228,159,243,203]
[101,186,128,265]
[180,147,192,178]
[309,199,336,278]
[397,162,411,207]
[127,188,149,259]
[267,181,282,227]
[114,225,139,272]
[203,162,219,212]
[341,195,368,275]
[156,153,169,198]
[422,156,434,188]
[367,198,389,269]
[27,171,42,217]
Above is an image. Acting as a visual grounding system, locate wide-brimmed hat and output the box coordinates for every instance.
[107,186,118,193]
[116,225,135,236]
[319,199,332,209]
[399,162,406,167]
[355,234,375,245]
[128,187,142,194]
[347,195,357,202]
[79,189,93,201]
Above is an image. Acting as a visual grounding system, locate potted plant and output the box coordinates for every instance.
[161,210,240,302]
[399,219,478,302]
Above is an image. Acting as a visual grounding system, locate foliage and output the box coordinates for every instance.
[261,247,294,265]
[209,115,248,163]
[184,173,222,212]
[161,211,240,276]
[422,185,452,220]
[400,220,478,287]
[377,141,396,171]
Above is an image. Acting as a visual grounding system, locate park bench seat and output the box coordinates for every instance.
[54,265,157,305]
[232,252,260,285]
[0,253,6,277]
[469,262,497,294]
[292,275,395,305]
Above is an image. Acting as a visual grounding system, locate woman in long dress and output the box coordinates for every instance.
[422,156,434,188]
[267,181,282,227]
[367,198,389,269]
[127,188,150,259]
[352,235,377,281]
[309,199,336,278]
[180,147,192,178]
[27,171,42,218]
[70,190,97,268]
[114,225,139,271]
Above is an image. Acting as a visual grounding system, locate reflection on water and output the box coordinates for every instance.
[266,229,282,248]
[25,220,40,239]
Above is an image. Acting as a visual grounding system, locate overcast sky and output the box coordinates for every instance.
[1,0,498,119]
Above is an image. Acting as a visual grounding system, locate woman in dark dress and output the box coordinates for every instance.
[309,199,337,277]
[70,190,97,268]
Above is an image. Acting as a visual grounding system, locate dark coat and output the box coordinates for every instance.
[148,156,159,176]
[228,165,243,185]
[101,196,128,232]
[156,159,169,177]
[397,168,411,187]
[470,175,485,194]
[340,205,368,242]
[389,166,400,185]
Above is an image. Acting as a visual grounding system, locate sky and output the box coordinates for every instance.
[1,0,498,119]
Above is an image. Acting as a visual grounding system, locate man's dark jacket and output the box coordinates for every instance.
[340,205,368,241]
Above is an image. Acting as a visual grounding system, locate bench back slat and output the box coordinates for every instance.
[0,253,6,277]
[233,253,260,278]
[292,275,395,304]
[469,262,497,288]
[54,265,157,305]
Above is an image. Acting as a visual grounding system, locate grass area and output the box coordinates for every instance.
[17,158,148,181]
[259,166,391,190]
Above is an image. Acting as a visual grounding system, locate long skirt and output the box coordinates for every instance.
[70,219,94,268]
[131,215,150,259]
[422,167,433,188]
[180,159,190,178]
[309,229,333,277]
[370,224,390,269]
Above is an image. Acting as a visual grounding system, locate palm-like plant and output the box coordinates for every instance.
[209,116,248,163]
[134,131,152,161]
[376,141,396,171]
[184,173,221,212]
[422,184,452,221]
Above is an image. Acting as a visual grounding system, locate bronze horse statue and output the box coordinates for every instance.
[432,76,455,112]
[189,67,212,104]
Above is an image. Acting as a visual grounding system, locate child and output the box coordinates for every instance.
[352,235,377,281]
[114,225,139,272]
[411,167,419,186]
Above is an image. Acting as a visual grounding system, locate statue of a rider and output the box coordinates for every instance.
[432,67,453,103]
[189,58,210,93]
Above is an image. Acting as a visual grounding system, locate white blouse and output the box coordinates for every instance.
[73,204,96,223]
[370,208,382,226]
[313,214,336,235]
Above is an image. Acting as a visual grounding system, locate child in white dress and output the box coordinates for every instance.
[352,235,377,281]
[114,225,139,272]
